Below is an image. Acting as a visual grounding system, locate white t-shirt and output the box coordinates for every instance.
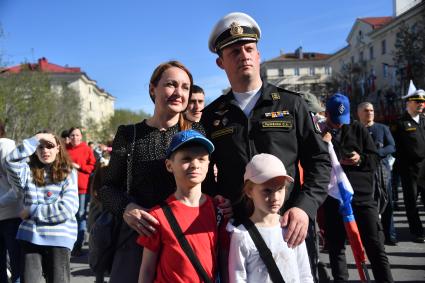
[227,222,313,283]
[233,87,262,117]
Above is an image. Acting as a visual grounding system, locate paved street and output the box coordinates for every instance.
[69,192,425,283]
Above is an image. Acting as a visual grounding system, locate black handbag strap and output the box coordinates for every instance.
[126,124,136,193]
[161,202,213,283]
[114,124,137,250]
[242,219,285,283]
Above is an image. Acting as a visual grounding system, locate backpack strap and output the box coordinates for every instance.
[242,218,285,283]
[161,202,213,283]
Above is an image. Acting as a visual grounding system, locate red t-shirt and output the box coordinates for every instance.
[66,142,96,194]
[137,194,218,283]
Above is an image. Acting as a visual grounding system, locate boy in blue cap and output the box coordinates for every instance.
[320,93,393,282]
[137,130,221,283]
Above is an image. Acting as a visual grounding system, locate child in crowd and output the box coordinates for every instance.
[137,130,219,283]
[5,131,79,283]
[227,153,313,283]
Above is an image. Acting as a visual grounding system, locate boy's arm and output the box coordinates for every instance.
[138,248,158,283]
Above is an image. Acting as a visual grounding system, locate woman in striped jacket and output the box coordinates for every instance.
[6,131,78,283]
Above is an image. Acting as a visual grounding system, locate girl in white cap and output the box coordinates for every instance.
[227,153,313,283]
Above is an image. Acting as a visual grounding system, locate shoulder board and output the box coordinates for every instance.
[266,83,301,96]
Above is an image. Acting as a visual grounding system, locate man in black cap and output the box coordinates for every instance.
[393,81,425,243]
[202,12,331,251]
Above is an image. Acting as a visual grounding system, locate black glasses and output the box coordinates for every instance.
[38,143,57,150]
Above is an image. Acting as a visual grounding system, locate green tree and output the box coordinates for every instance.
[0,67,82,141]
[394,17,425,88]
[93,109,150,143]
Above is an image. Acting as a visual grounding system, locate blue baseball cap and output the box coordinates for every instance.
[326,93,350,125]
[166,130,215,158]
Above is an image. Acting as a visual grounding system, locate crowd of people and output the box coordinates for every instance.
[0,11,424,283]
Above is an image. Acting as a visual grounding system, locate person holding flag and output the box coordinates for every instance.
[320,93,393,283]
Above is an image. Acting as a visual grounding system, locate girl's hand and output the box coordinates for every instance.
[35,133,56,146]
[124,202,159,237]
[19,208,30,220]
[72,163,81,169]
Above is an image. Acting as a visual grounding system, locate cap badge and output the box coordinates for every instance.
[213,120,220,127]
[230,22,243,36]
[338,103,345,114]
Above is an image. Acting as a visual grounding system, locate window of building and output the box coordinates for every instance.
[381,40,386,55]
[351,56,355,64]
[359,51,364,62]
[278,68,284,77]
[325,66,331,75]
[294,68,300,76]
[89,102,92,110]
[369,46,374,59]
[383,64,388,78]
[309,67,315,75]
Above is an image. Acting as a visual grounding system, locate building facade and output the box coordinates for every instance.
[328,0,424,121]
[261,47,332,99]
[261,0,424,122]
[3,57,115,126]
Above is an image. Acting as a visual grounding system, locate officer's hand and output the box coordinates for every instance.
[281,207,309,248]
[214,195,233,219]
[123,202,159,237]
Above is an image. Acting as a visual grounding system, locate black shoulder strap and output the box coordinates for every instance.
[161,202,213,283]
[242,219,285,283]
[126,124,136,194]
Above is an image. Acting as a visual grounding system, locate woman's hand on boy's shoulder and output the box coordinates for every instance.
[214,195,233,219]
[124,202,159,237]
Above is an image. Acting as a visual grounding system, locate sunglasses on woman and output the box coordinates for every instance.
[38,143,57,150]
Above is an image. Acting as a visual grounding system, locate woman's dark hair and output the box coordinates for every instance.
[29,130,73,186]
[68,127,82,136]
[149,60,194,130]
[0,121,5,138]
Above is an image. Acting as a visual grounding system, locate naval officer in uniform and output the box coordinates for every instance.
[393,81,425,243]
[201,12,331,250]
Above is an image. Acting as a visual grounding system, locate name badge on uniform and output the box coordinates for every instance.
[211,127,234,139]
[261,121,293,129]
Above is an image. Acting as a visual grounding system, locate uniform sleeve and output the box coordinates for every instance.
[378,125,395,157]
[5,137,38,190]
[294,99,331,219]
[294,241,314,283]
[228,228,249,283]
[78,147,96,174]
[98,125,132,216]
[136,210,162,252]
[29,170,79,224]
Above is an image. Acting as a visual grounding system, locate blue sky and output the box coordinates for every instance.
[0,0,393,115]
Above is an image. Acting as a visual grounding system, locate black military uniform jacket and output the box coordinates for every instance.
[393,112,425,165]
[201,83,331,220]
